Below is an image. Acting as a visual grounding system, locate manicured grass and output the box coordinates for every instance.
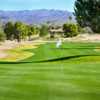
[0,42,100,100]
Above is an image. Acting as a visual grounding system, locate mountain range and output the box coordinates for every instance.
[0,9,75,25]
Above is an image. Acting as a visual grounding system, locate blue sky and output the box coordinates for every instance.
[0,0,75,11]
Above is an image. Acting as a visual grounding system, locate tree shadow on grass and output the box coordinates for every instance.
[0,61,30,64]
[0,54,100,64]
[38,54,100,63]
[51,47,100,50]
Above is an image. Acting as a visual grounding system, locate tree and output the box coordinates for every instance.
[74,0,100,33]
[26,25,34,41]
[63,23,79,37]
[20,24,29,41]
[0,23,6,41]
[39,25,49,37]
[4,22,14,40]
[14,22,23,42]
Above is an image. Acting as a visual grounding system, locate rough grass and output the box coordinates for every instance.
[0,42,100,100]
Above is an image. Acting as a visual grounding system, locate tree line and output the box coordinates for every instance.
[4,21,39,42]
[0,20,80,42]
[0,21,54,42]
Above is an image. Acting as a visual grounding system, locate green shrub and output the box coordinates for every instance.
[39,25,49,37]
[0,32,6,41]
[63,23,79,37]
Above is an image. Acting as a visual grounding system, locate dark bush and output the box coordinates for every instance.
[63,23,79,37]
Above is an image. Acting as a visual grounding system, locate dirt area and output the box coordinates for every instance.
[66,34,100,42]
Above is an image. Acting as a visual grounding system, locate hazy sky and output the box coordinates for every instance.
[0,0,75,11]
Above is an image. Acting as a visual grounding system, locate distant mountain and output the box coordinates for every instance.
[0,9,75,25]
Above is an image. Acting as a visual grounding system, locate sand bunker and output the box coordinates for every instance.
[0,51,8,58]
[0,40,44,61]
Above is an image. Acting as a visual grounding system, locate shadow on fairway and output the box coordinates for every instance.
[0,54,100,64]
[38,54,100,62]
[51,47,100,50]
[0,61,30,64]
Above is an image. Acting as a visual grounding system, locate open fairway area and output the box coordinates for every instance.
[0,42,100,100]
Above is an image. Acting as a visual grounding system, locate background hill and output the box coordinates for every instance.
[0,9,75,25]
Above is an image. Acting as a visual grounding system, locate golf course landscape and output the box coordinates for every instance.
[0,0,100,99]
[0,42,100,100]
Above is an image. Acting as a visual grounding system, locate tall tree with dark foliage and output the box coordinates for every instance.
[74,0,100,33]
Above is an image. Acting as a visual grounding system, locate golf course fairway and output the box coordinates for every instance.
[0,42,100,100]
